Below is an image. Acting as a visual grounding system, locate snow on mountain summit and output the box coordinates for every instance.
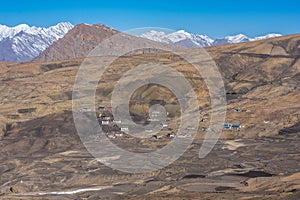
[140,30,214,48]
[0,22,73,62]
[140,30,282,48]
[252,33,282,41]
[0,22,283,62]
[224,34,250,43]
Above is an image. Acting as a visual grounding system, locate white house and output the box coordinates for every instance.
[121,127,129,132]
[101,121,109,125]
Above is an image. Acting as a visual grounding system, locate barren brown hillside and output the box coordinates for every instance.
[34,24,119,62]
[34,24,182,62]
[0,33,299,199]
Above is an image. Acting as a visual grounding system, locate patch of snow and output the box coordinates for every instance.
[37,187,103,195]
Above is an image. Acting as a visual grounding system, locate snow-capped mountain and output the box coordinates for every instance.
[0,22,73,62]
[0,22,283,62]
[140,30,282,48]
[252,33,283,41]
[213,33,283,46]
[141,30,214,48]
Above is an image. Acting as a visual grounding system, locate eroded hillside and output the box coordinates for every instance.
[0,34,299,199]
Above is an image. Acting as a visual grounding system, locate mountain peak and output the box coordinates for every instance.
[50,22,73,30]
[140,30,282,48]
[0,22,285,62]
[0,22,74,62]
[56,22,73,26]
[34,23,120,62]
[140,29,214,47]
[176,30,189,34]
[224,34,250,43]
[253,33,282,41]
[13,24,30,31]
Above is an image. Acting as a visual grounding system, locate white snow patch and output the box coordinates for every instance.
[37,187,103,195]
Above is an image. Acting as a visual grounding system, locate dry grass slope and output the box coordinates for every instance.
[0,34,299,199]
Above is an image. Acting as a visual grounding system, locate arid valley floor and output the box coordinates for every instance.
[0,31,300,199]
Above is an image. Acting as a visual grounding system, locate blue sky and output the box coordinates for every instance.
[0,0,299,38]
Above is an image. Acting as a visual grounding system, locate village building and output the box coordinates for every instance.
[121,127,129,132]
[101,121,109,125]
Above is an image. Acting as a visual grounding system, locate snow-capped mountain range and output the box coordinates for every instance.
[0,22,73,62]
[140,30,282,48]
[0,22,283,62]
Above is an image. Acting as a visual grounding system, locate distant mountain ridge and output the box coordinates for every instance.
[140,30,282,48]
[33,23,182,62]
[0,22,73,62]
[0,22,284,62]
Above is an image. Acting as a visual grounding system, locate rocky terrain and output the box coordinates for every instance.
[33,24,181,62]
[0,30,299,199]
[0,21,282,62]
[0,22,73,62]
[33,24,120,62]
